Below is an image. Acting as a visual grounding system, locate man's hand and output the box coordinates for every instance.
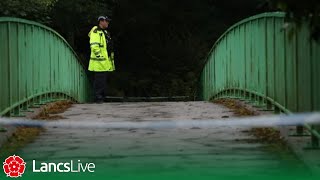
[111,52,114,60]
[110,52,115,71]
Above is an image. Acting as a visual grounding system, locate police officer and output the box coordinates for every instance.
[88,16,115,103]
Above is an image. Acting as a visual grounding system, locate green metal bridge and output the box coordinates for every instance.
[0,17,91,117]
[1,12,318,147]
[198,12,320,148]
[0,12,319,175]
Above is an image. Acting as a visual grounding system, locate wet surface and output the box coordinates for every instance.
[16,102,313,179]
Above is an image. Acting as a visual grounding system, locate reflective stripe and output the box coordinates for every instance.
[90,57,107,61]
[91,43,104,48]
[90,42,100,46]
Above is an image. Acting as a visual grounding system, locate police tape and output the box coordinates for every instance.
[0,113,319,130]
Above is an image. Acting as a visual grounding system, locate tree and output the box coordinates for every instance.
[267,0,320,41]
[50,0,116,47]
[0,0,57,23]
[0,0,268,97]
[110,0,264,97]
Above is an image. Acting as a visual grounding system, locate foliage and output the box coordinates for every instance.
[0,0,268,97]
[109,0,264,97]
[267,0,320,41]
[50,0,116,47]
[0,0,57,23]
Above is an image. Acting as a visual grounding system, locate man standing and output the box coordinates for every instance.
[88,16,115,103]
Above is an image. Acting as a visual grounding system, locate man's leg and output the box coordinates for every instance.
[93,72,107,102]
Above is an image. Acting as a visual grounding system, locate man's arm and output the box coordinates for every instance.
[90,32,103,58]
[105,31,114,58]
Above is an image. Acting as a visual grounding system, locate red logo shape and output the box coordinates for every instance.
[3,155,26,178]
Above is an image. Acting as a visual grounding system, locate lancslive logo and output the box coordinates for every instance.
[3,155,26,178]
[3,155,96,178]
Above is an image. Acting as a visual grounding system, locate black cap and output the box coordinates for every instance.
[98,16,112,22]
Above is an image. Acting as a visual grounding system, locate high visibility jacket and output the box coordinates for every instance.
[88,26,115,72]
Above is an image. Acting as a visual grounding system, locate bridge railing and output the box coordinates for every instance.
[199,12,320,148]
[0,17,91,117]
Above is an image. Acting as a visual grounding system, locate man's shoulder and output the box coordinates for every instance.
[92,26,99,33]
[90,26,102,34]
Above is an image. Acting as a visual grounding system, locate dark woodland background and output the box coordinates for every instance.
[1,0,319,97]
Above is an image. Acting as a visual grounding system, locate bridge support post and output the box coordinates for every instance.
[244,93,254,104]
[10,106,25,117]
[274,106,280,114]
[302,125,320,149]
[290,126,310,137]
[237,89,241,98]
[20,101,34,113]
[253,96,265,108]
[233,89,236,98]
[304,133,319,150]
[264,101,274,111]
[30,97,40,108]
[311,134,319,149]
[34,95,46,106]
[42,93,51,103]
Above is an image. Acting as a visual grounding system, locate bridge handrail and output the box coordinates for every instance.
[199,12,320,146]
[0,17,91,116]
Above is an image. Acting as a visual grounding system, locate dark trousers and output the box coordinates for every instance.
[93,72,107,102]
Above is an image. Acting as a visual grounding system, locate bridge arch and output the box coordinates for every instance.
[199,12,320,142]
[0,17,91,116]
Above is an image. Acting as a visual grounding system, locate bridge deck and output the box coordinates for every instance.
[16,102,311,179]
